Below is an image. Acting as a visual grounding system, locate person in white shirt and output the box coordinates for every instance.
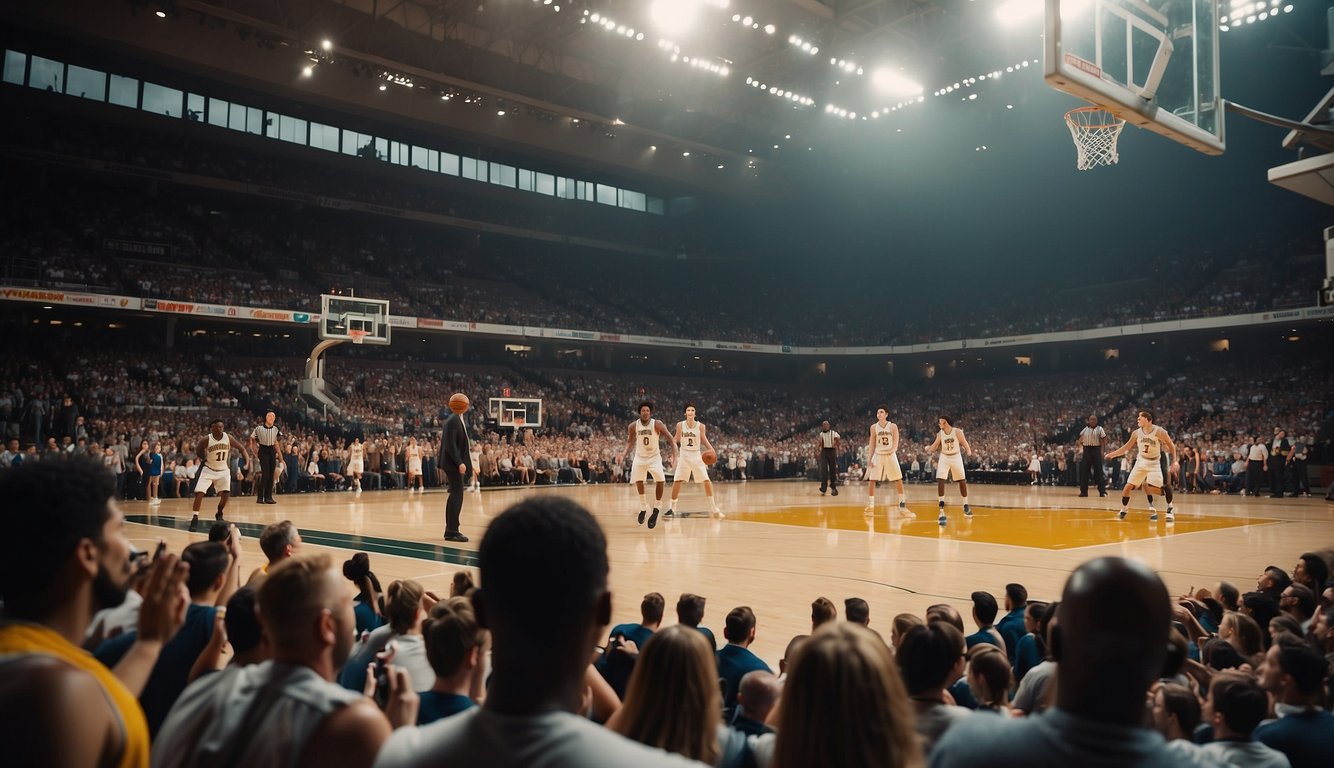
[1104,410,1178,523]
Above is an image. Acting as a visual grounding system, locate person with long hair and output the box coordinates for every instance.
[966,645,1014,714]
[607,624,748,767]
[764,622,923,768]
[343,553,385,636]
[339,578,435,693]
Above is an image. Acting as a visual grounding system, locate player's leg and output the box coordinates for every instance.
[703,479,722,518]
[217,489,229,518]
[866,477,878,512]
[634,475,648,524]
[647,470,665,529]
[1117,483,1138,520]
[958,476,971,517]
[894,479,912,517]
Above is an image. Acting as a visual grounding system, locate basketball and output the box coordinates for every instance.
[702,449,717,466]
[448,393,470,414]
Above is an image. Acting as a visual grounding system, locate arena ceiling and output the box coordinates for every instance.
[160,0,1003,158]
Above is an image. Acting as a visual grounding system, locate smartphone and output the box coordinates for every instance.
[373,640,396,708]
[154,540,168,560]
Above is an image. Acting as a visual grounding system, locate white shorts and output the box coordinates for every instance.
[936,454,966,481]
[407,459,422,475]
[194,466,231,494]
[675,454,710,483]
[869,454,903,482]
[630,455,666,483]
[349,459,364,474]
[1126,459,1164,489]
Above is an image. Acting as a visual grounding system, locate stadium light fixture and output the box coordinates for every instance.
[871,67,923,97]
[652,0,702,36]
[996,0,1042,26]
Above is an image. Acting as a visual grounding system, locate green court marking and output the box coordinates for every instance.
[125,515,480,567]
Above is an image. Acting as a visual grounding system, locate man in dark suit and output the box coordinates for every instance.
[440,393,473,543]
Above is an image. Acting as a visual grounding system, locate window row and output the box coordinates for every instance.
[3,50,663,215]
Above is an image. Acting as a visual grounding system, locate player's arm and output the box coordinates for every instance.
[867,425,877,464]
[925,433,941,453]
[673,422,683,449]
[622,423,636,462]
[1159,430,1176,458]
[1105,434,1136,460]
[196,438,209,465]
[889,423,900,455]
[657,420,677,465]
[958,429,973,456]
[700,423,715,455]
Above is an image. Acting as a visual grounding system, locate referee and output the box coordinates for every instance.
[250,411,281,504]
[1076,415,1107,497]
[817,420,840,496]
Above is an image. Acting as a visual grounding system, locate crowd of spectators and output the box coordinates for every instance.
[2,112,1325,347]
[3,459,1332,768]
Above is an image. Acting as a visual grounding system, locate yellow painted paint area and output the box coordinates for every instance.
[726,504,1279,550]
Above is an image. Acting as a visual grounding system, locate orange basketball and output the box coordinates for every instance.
[448,393,470,414]
[702,449,718,466]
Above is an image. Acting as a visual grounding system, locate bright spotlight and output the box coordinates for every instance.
[321,39,332,51]
[155,10,167,18]
[871,68,922,97]
[302,65,314,77]
[764,24,776,34]
[652,0,701,35]
[996,0,1043,26]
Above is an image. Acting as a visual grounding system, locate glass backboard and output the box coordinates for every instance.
[319,294,391,345]
[1045,0,1224,155]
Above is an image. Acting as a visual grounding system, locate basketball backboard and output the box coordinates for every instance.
[1045,0,1224,155]
[488,397,543,429]
[319,294,390,345]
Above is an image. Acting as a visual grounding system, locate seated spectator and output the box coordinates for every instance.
[341,579,436,693]
[0,458,188,768]
[417,597,485,725]
[898,621,971,750]
[1181,672,1290,768]
[152,553,394,767]
[931,557,1178,767]
[716,606,772,721]
[966,591,1005,655]
[995,584,1028,664]
[1257,567,1292,603]
[222,585,270,667]
[966,645,1013,715]
[343,552,386,636]
[374,496,697,768]
[597,591,665,699]
[731,670,780,737]
[95,535,241,735]
[757,622,923,768]
[247,520,302,586]
[1011,601,1048,684]
[449,570,475,597]
[608,624,750,766]
[891,612,925,652]
[677,592,716,651]
[1253,632,1334,768]
[1151,682,1202,762]
[1291,553,1328,595]
[1279,584,1316,630]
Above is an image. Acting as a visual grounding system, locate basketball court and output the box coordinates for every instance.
[124,480,1330,667]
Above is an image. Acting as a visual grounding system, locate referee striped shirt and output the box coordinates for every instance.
[251,424,279,447]
[1078,425,1105,448]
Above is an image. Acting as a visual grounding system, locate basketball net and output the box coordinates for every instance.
[1065,106,1126,170]
[349,329,366,345]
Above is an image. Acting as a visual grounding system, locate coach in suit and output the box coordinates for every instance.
[440,393,473,543]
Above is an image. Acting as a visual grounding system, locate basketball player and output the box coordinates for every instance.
[189,419,251,532]
[925,415,973,525]
[620,401,678,530]
[865,407,912,517]
[667,404,723,520]
[1104,410,1178,522]
[406,436,424,492]
[348,436,365,492]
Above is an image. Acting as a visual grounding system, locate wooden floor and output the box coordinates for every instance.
[125,479,1334,668]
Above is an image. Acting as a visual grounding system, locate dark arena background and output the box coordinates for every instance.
[2,0,1333,744]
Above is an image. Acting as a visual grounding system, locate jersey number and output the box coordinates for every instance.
[643,437,651,446]
[213,450,226,462]
[880,436,890,445]
[686,438,695,447]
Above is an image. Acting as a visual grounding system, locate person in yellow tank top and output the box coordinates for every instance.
[0,458,190,767]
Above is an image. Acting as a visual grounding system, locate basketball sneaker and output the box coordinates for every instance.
[188,514,199,532]
[664,509,675,519]
[712,508,726,520]
[899,501,914,519]
[830,488,838,496]
[1117,509,1127,520]
[647,508,660,529]
[937,513,947,526]
[1149,507,1159,522]
[864,503,875,514]
[637,509,646,525]
[1165,509,1175,522]
[963,504,972,518]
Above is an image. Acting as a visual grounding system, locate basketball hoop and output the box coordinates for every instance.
[1065,106,1127,170]
[349,329,366,345]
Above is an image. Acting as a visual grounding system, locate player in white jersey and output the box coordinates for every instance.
[1104,410,1178,522]
[925,415,974,525]
[620,401,678,530]
[189,419,251,532]
[667,404,723,520]
[406,436,424,492]
[865,407,912,517]
[348,437,365,492]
